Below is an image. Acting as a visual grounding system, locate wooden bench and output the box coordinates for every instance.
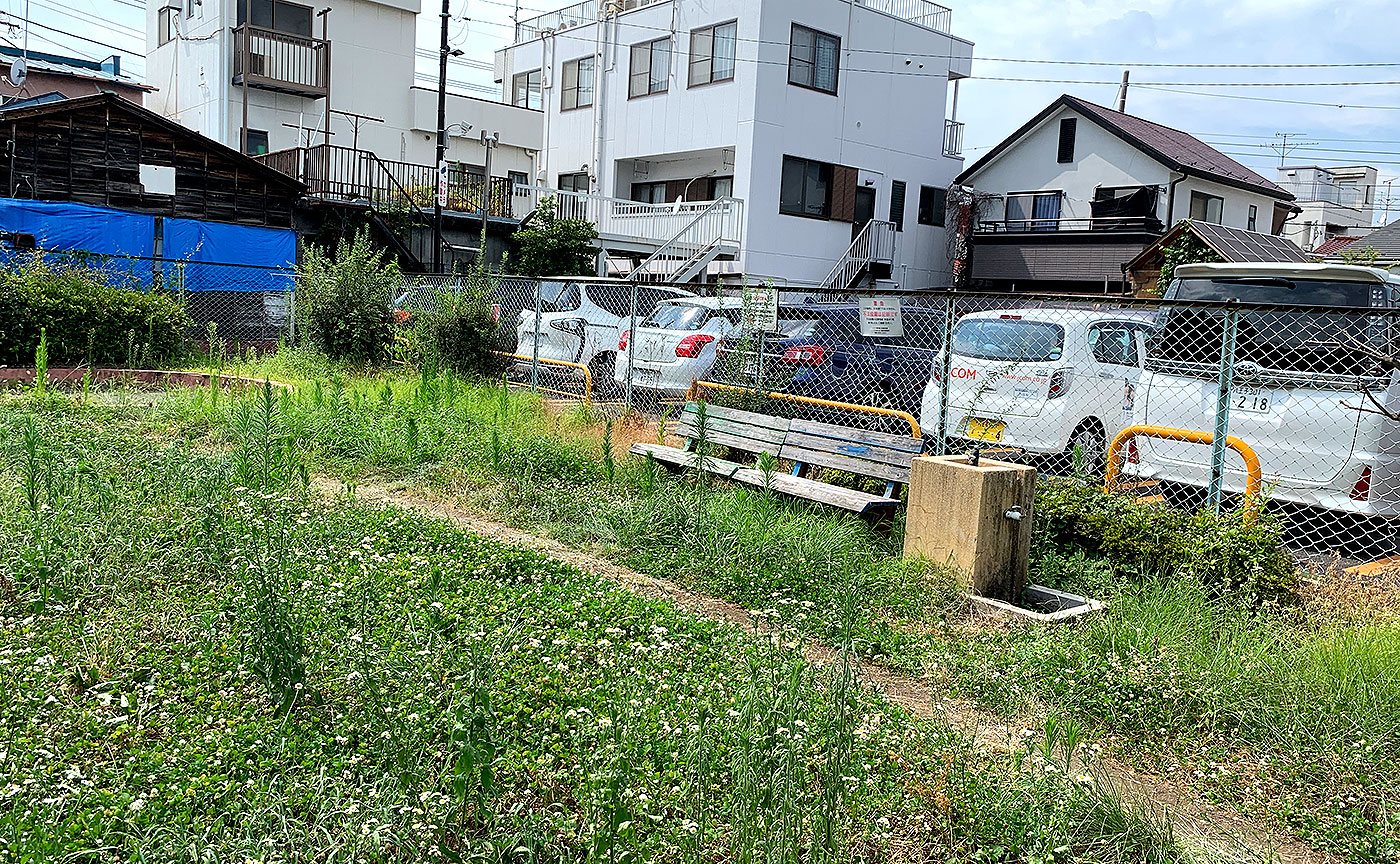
[629,402,925,519]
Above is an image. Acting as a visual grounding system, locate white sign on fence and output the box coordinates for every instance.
[742,284,780,332]
[436,161,449,208]
[859,296,903,337]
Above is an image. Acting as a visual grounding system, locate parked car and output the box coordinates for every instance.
[713,302,947,418]
[919,308,1157,467]
[1133,262,1400,521]
[613,297,745,399]
[517,281,693,397]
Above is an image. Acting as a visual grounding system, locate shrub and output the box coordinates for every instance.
[408,278,506,379]
[510,196,599,278]
[0,258,189,366]
[1034,479,1299,603]
[296,231,398,365]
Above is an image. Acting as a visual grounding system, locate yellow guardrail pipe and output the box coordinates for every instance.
[1105,424,1263,515]
[493,352,594,406]
[687,379,922,438]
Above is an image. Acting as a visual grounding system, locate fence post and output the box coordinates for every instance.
[935,294,956,455]
[530,279,542,393]
[1207,301,1241,513]
[623,281,640,412]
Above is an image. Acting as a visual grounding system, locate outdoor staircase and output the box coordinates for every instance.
[819,219,897,293]
[625,198,740,284]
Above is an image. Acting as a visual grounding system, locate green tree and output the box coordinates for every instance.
[510,196,599,277]
[296,231,398,365]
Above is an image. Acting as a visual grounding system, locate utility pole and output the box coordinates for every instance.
[1115,69,1130,113]
[433,0,451,273]
[479,130,499,271]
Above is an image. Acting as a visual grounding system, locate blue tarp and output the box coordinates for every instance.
[0,197,295,293]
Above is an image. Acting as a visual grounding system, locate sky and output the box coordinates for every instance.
[9,0,1400,223]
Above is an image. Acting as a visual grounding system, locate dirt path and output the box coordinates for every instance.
[316,477,1333,864]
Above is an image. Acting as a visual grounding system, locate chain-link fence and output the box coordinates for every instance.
[437,269,1400,562]
[3,246,297,348]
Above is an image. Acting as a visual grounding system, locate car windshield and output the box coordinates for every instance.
[643,303,710,331]
[1170,277,1374,308]
[952,319,1065,362]
[538,281,580,313]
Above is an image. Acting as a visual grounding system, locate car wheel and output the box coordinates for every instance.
[588,353,622,402]
[1064,420,1107,478]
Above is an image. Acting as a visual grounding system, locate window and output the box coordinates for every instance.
[242,129,269,156]
[709,176,733,200]
[788,24,839,94]
[1057,117,1077,164]
[237,0,312,35]
[779,155,833,219]
[689,20,736,87]
[1089,324,1138,367]
[918,186,947,227]
[158,6,178,44]
[561,56,595,111]
[632,181,669,204]
[953,319,1066,363]
[1189,191,1223,224]
[449,162,484,186]
[629,37,672,98]
[1006,192,1062,231]
[889,180,907,232]
[508,171,530,193]
[1247,204,1258,232]
[186,0,196,18]
[558,172,590,194]
[512,69,542,110]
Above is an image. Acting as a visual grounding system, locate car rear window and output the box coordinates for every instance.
[644,303,710,331]
[952,318,1065,362]
[538,281,580,313]
[1153,277,1386,376]
[777,318,822,339]
[1170,277,1374,308]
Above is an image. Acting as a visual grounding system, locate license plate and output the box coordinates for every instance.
[967,418,1005,442]
[1233,386,1272,413]
[634,368,660,384]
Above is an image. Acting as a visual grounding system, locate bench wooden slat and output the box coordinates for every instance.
[779,442,912,484]
[787,418,924,453]
[781,429,921,470]
[729,468,900,515]
[677,404,789,456]
[630,443,746,478]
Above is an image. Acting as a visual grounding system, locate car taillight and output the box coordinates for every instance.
[619,329,631,351]
[1046,369,1070,399]
[675,334,716,358]
[781,345,826,366]
[1125,437,1140,465]
[549,317,586,336]
[1351,467,1372,502]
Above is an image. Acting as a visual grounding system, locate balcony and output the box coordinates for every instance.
[943,119,964,158]
[976,216,1164,234]
[232,25,329,99]
[855,0,953,33]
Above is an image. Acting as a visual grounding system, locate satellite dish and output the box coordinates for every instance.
[8,57,27,88]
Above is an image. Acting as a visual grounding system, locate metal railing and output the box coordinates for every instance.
[1277,180,1376,210]
[854,0,953,32]
[975,216,1166,234]
[516,186,744,250]
[232,24,329,98]
[820,219,896,293]
[515,0,600,41]
[943,119,965,158]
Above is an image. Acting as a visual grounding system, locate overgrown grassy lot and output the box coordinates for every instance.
[7,358,1399,862]
[0,390,1183,862]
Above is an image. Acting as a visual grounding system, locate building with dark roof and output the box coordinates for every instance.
[953,94,1300,294]
[1124,221,1311,296]
[0,46,151,106]
[1321,220,1400,268]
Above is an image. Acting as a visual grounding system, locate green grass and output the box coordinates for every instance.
[0,393,1184,863]
[21,365,1400,862]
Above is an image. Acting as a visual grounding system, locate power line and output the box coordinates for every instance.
[1,13,144,57]
[1140,85,1400,110]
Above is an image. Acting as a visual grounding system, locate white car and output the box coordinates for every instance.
[1134,262,1400,521]
[613,297,745,399]
[517,281,692,397]
[920,308,1157,467]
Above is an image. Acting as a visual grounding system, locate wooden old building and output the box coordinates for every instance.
[0,92,304,229]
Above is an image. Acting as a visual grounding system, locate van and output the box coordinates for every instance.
[1134,263,1400,530]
